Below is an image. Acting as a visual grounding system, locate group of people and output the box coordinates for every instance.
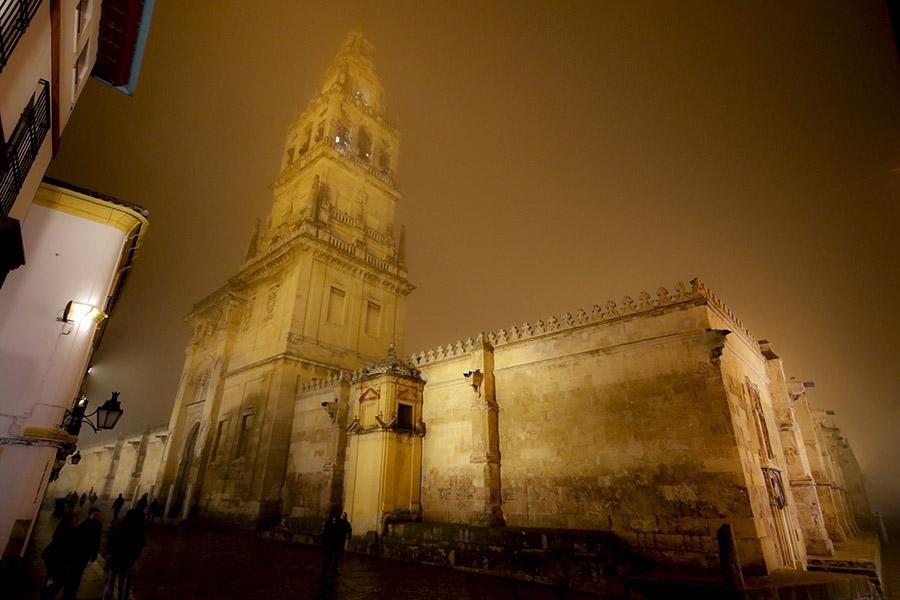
[111,492,162,523]
[43,496,355,597]
[41,493,148,600]
[63,490,98,513]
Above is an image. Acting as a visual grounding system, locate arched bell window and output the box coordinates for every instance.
[358,127,372,161]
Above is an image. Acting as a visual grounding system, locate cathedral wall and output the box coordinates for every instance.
[283,382,348,520]
[301,258,401,362]
[199,366,273,519]
[47,445,112,500]
[834,440,875,530]
[136,436,166,501]
[491,304,758,570]
[110,443,138,499]
[46,426,169,509]
[228,268,300,372]
[419,355,486,525]
[713,320,804,573]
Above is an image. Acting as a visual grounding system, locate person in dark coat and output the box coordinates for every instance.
[65,507,102,600]
[147,498,161,523]
[40,513,79,600]
[111,493,125,521]
[320,511,352,578]
[103,498,146,600]
[78,493,87,507]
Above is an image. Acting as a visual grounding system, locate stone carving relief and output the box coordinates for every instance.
[263,284,280,322]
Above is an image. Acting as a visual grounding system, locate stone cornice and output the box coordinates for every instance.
[408,278,759,369]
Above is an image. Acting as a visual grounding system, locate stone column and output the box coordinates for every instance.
[794,396,845,545]
[773,377,834,556]
[468,338,504,527]
[124,430,149,500]
[100,438,124,500]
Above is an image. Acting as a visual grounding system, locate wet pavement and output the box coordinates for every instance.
[131,523,591,600]
[23,507,900,599]
[24,508,590,599]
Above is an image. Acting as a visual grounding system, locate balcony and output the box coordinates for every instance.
[0,0,43,71]
[1,79,51,217]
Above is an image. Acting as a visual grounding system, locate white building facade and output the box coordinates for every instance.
[0,182,147,561]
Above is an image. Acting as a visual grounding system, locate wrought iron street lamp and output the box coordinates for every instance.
[62,392,124,436]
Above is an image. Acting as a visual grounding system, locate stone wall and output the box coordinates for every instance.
[411,298,779,572]
[282,379,349,520]
[47,426,168,505]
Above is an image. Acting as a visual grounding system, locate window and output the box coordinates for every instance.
[378,150,390,173]
[241,295,255,332]
[364,301,381,337]
[357,127,372,161]
[334,125,350,149]
[74,42,90,90]
[235,413,254,458]
[326,287,346,325]
[748,382,775,462]
[211,421,225,461]
[299,125,311,154]
[397,403,413,430]
[75,0,92,38]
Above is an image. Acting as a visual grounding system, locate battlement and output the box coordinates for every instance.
[408,278,758,368]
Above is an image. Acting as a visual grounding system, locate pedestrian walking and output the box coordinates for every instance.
[111,493,125,522]
[89,490,98,505]
[78,493,87,507]
[320,511,352,578]
[147,498,161,523]
[66,507,102,600]
[103,497,146,600]
[40,513,79,600]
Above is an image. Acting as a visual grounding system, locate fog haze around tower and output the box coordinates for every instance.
[45,1,899,514]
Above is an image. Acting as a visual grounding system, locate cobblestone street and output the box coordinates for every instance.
[129,523,589,600]
[26,508,588,600]
[22,509,900,599]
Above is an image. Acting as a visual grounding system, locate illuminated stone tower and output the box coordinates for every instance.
[155,32,412,524]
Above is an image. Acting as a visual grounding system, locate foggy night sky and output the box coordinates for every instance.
[45,1,899,513]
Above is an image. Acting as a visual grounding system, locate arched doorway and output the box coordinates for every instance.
[169,422,199,518]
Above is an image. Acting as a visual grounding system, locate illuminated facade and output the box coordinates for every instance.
[0,182,147,562]
[152,32,412,524]
[57,33,879,589]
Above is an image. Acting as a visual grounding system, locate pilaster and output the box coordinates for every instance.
[466,338,504,527]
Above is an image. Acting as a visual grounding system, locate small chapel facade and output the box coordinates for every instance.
[52,33,876,581]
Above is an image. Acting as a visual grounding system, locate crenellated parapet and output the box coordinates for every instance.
[408,278,758,368]
[298,370,354,394]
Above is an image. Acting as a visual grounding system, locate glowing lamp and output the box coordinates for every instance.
[95,392,124,430]
[60,301,106,323]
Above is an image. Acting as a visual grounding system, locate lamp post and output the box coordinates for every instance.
[62,392,124,436]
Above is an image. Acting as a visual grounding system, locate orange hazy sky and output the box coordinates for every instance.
[46,1,899,513]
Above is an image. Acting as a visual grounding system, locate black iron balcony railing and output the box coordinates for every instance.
[1,79,51,217]
[0,0,43,71]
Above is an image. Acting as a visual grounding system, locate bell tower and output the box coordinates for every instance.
[156,32,412,525]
